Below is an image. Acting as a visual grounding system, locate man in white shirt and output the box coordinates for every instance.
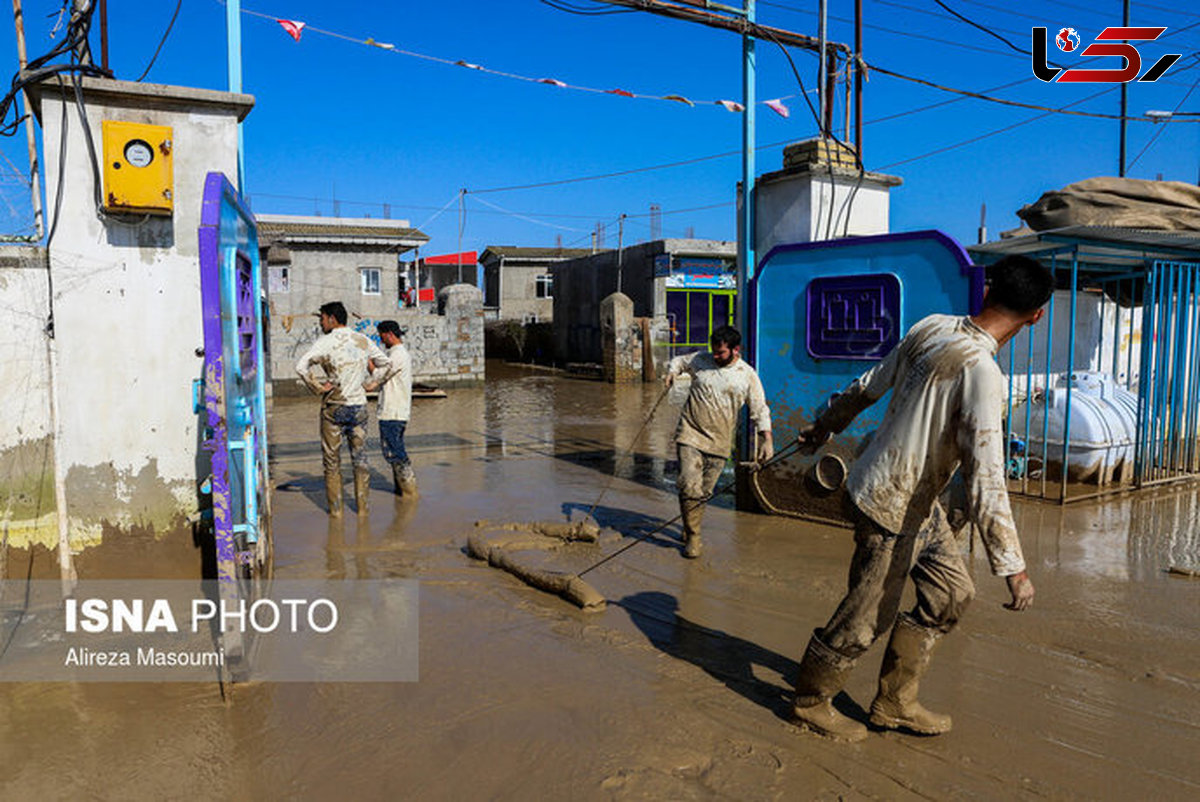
[664,325,773,558]
[295,301,389,517]
[365,320,417,497]
[790,254,1052,742]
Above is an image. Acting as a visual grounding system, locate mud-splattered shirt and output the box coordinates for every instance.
[294,327,388,407]
[375,343,413,422]
[816,314,1025,577]
[667,351,772,458]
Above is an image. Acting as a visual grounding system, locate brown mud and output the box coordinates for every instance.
[1,361,1198,799]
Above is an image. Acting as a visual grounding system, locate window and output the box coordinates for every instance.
[535,274,553,299]
[360,267,381,295]
[268,266,289,294]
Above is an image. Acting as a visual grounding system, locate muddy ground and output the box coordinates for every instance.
[1,362,1198,800]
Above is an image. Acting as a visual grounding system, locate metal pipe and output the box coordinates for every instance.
[1023,323,1034,495]
[1060,252,1078,502]
[1040,275,1055,499]
[99,0,107,72]
[854,0,862,166]
[1134,267,1154,484]
[818,0,827,135]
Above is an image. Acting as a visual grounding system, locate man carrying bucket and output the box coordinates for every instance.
[790,254,1052,742]
[664,325,773,559]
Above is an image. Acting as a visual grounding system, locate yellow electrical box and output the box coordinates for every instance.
[101,121,174,216]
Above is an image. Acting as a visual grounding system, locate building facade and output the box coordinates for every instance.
[479,246,593,323]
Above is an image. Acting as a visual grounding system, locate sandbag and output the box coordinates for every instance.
[1018,177,1200,231]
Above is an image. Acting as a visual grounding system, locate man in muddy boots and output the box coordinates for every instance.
[790,254,1050,742]
[365,320,417,497]
[664,325,773,559]
[295,301,389,516]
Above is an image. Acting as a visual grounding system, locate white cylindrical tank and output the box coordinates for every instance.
[1022,372,1135,484]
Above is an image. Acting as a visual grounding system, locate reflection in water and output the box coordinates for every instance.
[1013,485,1200,581]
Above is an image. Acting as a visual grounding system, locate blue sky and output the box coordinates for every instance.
[1,0,1198,253]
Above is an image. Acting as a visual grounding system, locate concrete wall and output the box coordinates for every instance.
[32,78,250,550]
[277,283,485,391]
[755,166,899,258]
[499,263,554,323]
[552,239,733,367]
[265,244,401,382]
[0,246,56,547]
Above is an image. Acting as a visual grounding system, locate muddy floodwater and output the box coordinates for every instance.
[2,362,1199,799]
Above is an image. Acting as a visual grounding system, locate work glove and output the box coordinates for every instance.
[796,423,831,455]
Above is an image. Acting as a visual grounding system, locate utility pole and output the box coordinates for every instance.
[11,0,43,239]
[98,0,107,72]
[617,213,626,294]
[594,0,851,351]
[1119,0,1130,176]
[225,0,245,189]
[457,189,466,283]
[650,203,662,241]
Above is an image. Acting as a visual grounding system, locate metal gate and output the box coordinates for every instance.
[1135,260,1200,487]
[196,172,271,666]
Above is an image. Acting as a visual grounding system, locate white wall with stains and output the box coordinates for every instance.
[30,78,251,549]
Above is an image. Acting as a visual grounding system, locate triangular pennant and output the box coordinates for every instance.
[455,60,483,70]
[365,38,395,50]
[663,94,694,107]
[717,99,745,112]
[539,78,567,87]
[277,19,306,42]
[606,88,634,97]
[765,98,790,118]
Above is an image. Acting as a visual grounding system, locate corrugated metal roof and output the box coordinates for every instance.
[258,220,429,241]
[480,246,595,261]
[969,226,1200,272]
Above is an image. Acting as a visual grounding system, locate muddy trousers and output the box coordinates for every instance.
[677,444,727,557]
[321,403,369,515]
[380,419,417,497]
[794,502,974,737]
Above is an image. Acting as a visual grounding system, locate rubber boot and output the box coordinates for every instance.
[324,470,343,517]
[869,615,953,735]
[679,496,704,558]
[791,631,868,742]
[398,461,418,498]
[353,468,370,516]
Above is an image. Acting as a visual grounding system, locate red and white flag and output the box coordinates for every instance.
[539,78,567,87]
[277,19,306,42]
[717,99,745,112]
[765,98,790,118]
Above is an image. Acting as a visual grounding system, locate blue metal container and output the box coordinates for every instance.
[746,231,983,521]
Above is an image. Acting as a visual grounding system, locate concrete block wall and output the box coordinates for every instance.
[601,293,641,383]
[279,283,484,392]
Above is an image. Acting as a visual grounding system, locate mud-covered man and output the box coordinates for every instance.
[365,320,417,497]
[789,254,1052,742]
[664,325,772,559]
[295,301,388,516]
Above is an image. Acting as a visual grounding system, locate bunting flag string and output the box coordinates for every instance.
[231,3,817,116]
[276,19,305,42]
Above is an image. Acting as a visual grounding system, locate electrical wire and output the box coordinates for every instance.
[875,85,1117,171]
[931,0,1030,56]
[540,0,636,15]
[1128,73,1200,170]
[135,0,184,82]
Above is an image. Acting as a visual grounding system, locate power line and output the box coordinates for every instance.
[1128,73,1200,170]
[876,86,1116,171]
[135,0,183,82]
